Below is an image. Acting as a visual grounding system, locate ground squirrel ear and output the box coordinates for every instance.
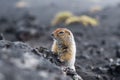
[65,30,71,35]
[68,31,71,35]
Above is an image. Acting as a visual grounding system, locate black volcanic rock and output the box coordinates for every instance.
[0,40,71,80]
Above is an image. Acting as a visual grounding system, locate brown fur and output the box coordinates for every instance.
[51,28,75,63]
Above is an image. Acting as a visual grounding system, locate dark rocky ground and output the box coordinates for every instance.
[0,1,120,80]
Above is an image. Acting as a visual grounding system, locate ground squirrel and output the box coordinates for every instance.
[51,28,76,71]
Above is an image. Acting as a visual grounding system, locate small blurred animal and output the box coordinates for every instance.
[51,28,76,70]
[51,28,83,80]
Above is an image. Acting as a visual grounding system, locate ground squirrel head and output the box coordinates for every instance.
[51,28,73,42]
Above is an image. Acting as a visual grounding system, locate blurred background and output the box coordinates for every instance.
[0,0,120,80]
[0,0,120,45]
[0,0,120,24]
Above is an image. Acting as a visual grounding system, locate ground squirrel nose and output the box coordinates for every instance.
[51,33,54,37]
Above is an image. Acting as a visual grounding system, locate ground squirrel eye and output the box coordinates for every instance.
[59,31,64,34]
